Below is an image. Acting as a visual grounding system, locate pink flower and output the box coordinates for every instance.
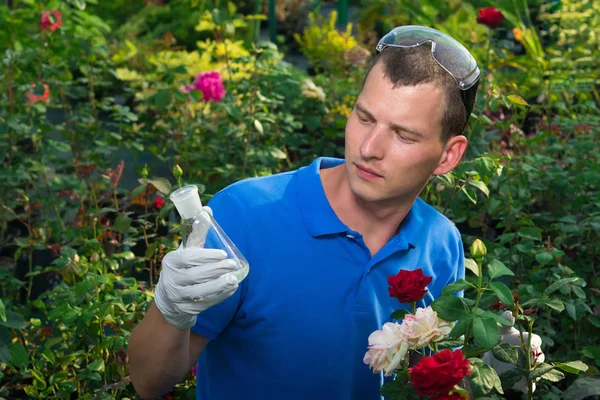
[181,71,226,102]
[40,10,62,32]
[191,364,197,377]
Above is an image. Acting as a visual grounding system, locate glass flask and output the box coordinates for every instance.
[169,185,249,284]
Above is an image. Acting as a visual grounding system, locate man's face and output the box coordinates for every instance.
[344,63,450,208]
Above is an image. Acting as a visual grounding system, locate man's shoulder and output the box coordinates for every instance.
[412,197,461,239]
[209,169,298,211]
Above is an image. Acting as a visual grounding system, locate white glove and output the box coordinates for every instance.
[154,206,240,330]
[482,311,545,393]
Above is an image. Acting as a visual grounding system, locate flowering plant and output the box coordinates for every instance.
[365,240,589,400]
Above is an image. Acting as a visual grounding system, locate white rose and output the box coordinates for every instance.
[399,306,454,349]
[482,311,545,393]
[363,322,409,376]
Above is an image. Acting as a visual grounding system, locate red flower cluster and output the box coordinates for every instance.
[477,7,504,29]
[40,10,62,32]
[388,268,432,304]
[410,349,472,396]
[154,197,166,210]
[26,83,50,103]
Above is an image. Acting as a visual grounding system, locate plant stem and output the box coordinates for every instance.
[526,319,534,400]
[464,258,484,349]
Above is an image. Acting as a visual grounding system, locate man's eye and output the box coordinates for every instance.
[358,116,370,123]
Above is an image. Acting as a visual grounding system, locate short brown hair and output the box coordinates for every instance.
[363,44,468,143]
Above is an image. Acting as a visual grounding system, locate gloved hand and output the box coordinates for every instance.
[482,311,545,393]
[154,206,240,330]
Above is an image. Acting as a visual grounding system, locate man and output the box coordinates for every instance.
[129,25,480,399]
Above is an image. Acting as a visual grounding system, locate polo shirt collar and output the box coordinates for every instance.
[296,157,424,248]
[297,157,348,237]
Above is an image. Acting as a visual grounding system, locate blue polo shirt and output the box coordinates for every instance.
[191,157,465,400]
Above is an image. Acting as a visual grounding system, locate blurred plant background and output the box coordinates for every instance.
[0,0,598,399]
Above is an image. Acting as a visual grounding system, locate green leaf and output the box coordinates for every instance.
[114,215,132,234]
[442,279,473,296]
[554,361,589,374]
[391,309,409,321]
[518,227,542,241]
[487,259,514,280]
[530,362,555,379]
[492,345,520,365]
[24,385,39,397]
[465,258,480,276]
[499,368,526,392]
[131,183,148,199]
[49,371,69,386]
[461,186,477,204]
[589,315,600,328]
[521,298,564,312]
[152,90,171,107]
[431,296,471,321]
[543,277,580,296]
[0,299,5,323]
[159,203,174,218]
[86,359,104,372]
[540,368,565,382]
[468,179,490,197]
[253,119,264,134]
[565,299,592,321]
[0,341,10,364]
[146,178,172,195]
[112,251,135,260]
[481,310,513,326]
[472,317,499,350]
[490,281,514,306]
[535,252,554,266]
[468,363,504,397]
[9,343,29,369]
[30,368,47,390]
[0,205,18,222]
[562,375,600,400]
[507,94,529,106]
[0,311,26,329]
[448,318,469,339]
[269,147,287,159]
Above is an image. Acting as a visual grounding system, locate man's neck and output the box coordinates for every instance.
[321,164,415,256]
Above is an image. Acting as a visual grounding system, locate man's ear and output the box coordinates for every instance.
[433,135,468,175]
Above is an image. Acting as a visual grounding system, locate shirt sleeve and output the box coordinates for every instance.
[190,190,249,340]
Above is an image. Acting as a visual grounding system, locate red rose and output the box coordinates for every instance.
[409,349,472,396]
[388,268,432,303]
[477,7,504,29]
[40,10,62,32]
[430,393,466,400]
[154,196,166,210]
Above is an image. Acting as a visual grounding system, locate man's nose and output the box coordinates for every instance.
[360,124,387,160]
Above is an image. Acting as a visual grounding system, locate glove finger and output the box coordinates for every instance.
[176,285,237,314]
[177,247,229,266]
[187,210,211,248]
[172,259,238,285]
[177,275,239,301]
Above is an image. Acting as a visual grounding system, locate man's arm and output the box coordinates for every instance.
[129,302,209,399]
